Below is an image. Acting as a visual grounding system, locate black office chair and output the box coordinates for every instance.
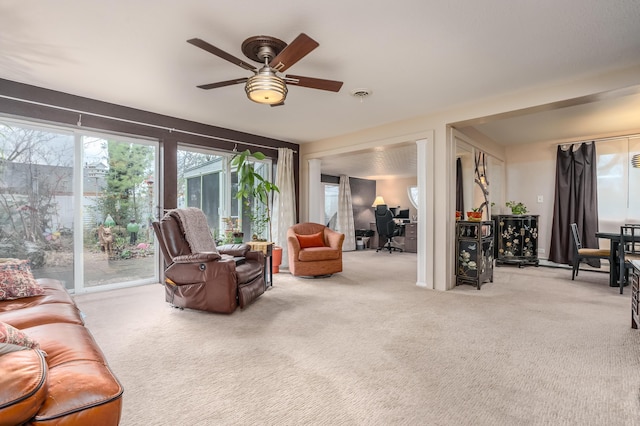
[570,223,610,280]
[375,205,403,253]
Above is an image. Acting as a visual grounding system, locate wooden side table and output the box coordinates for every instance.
[455,220,494,290]
[247,241,273,289]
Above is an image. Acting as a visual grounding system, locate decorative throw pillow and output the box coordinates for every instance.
[0,258,45,301]
[296,231,325,249]
[0,321,40,349]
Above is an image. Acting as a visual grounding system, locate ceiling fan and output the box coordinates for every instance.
[187,33,343,106]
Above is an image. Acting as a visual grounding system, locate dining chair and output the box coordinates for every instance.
[618,224,640,294]
[570,223,610,280]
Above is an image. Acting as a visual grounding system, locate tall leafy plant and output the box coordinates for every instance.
[231,150,279,241]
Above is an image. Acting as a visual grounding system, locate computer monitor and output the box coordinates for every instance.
[396,209,410,219]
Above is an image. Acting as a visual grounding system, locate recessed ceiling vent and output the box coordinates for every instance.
[350,88,372,102]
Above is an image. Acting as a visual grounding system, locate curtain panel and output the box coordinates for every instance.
[273,148,296,266]
[456,157,464,213]
[549,142,600,266]
[337,175,356,251]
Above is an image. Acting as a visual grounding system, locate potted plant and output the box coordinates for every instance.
[231,149,282,270]
[466,207,483,221]
[506,201,528,215]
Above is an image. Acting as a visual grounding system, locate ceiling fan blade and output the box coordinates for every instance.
[187,38,256,72]
[197,77,248,90]
[269,33,319,72]
[284,75,343,92]
[270,102,285,107]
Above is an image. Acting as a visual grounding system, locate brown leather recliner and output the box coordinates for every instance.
[287,222,345,277]
[153,208,265,314]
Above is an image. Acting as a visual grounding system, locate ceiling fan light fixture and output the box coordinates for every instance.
[245,66,287,105]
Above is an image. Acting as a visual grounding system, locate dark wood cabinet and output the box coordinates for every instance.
[455,220,494,289]
[493,214,540,267]
[404,223,417,253]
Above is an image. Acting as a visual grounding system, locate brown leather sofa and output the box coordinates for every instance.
[287,222,345,277]
[0,278,123,425]
[153,208,265,314]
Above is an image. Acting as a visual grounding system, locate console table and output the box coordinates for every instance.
[455,220,494,289]
[493,214,540,267]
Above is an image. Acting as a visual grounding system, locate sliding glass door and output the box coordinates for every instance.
[81,134,157,289]
[0,121,75,286]
[0,118,158,292]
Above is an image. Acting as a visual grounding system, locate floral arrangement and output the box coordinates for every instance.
[222,217,241,232]
[221,217,243,244]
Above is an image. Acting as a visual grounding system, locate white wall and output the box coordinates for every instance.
[375,177,418,219]
[504,141,557,259]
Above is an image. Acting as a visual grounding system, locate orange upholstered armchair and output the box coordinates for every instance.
[287,222,345,277]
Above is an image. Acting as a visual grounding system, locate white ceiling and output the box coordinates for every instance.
[1,1,640,179]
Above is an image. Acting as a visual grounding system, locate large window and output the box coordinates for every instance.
[597,136,640,235]
[177,145,273,243]
[323,183,339,229]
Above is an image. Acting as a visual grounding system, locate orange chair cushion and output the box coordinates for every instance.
[298,247,341,262]
[296,232,325,249]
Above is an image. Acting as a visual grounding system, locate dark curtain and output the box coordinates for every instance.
[548,142,600,266]
[456,158,464,213]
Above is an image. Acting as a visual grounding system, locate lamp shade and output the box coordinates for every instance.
[245,66,287,105]
[372,196,386,207]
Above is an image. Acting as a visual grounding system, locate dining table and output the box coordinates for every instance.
[596,230,640,287]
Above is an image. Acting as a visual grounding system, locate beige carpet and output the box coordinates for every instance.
[74,251,640,426]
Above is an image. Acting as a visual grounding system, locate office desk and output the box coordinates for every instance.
[370,221,413,250]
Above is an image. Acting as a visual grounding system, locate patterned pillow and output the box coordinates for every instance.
[0,321,40,349]
[0,258,45,300]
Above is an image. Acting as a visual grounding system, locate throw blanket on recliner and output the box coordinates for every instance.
[171,208,218,253]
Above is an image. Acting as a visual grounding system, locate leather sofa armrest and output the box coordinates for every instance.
[172,252,221,263]
[218,244,250,257]
[0,349,48,426]
[324,228,345,250]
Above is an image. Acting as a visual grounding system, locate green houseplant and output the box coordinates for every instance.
[231,149,282,272]
[466,207,483,221]
[506,201,528,215]
[231,149,280,242]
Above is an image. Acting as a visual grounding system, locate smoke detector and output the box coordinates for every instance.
[350,88,372,102]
